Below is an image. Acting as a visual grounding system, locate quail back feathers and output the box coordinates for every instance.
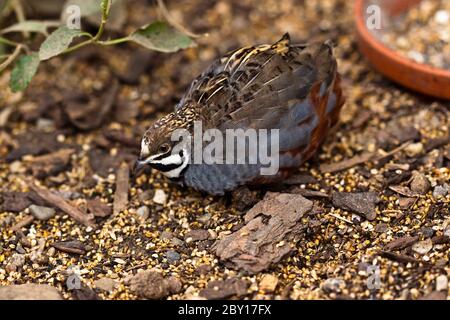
[136,33,345,195]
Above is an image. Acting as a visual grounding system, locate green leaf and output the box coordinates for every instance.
[1,20,61,36]
[39,26,84,60]
[128,21,195,53]
[9,53,40,92]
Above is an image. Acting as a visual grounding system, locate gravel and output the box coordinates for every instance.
[29,204,56,221]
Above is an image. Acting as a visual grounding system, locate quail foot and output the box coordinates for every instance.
[135,33,345,195]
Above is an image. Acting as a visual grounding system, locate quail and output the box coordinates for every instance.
[135,33,345,195]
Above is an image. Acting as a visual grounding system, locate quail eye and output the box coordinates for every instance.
[158,143,171,154]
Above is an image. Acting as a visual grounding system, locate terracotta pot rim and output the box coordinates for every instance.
[354,0,450,79]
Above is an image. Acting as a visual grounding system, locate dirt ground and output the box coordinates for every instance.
[0,0,449,300]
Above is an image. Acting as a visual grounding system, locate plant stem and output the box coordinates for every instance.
[98,37,129,46]
[93,0,110,41]
[0,36,20,47]
[0,43,21,72]
[11,0,28,38]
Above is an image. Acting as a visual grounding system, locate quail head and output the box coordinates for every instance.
[136,33,345,195]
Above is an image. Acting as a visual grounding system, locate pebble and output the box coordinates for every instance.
[94,277,117,292]
[152,189,167,205]
[29,204,56,221]
[6,253,25,272]
[322,278,345,293]
[410,173,430,195]
[171,237,184,247]
[15,243,26,254]
[9,161,25,173]
[195,264,212,275]
[47,247,56,257]
[444,226,450,238]
[136,206,149,220]
[412,238,433,255]
[420,227,434,239]
[435,10,449,24]
[259,274,278,293]
[185,229,210,242]
[129,270,182,299]
[36,118,55,131]
[375,223,388,233]
[137,190,153,202]
[432,184,449,198]
[404,143,424,157]
[165,250,181,264]
[435,275,448,292]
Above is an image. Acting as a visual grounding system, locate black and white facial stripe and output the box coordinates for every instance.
[138,146,189,179]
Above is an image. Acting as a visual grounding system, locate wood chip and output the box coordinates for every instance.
[28,148,75,178]
[0,192,33,212]
[214,192,312,274]
[113,163,129,215]
[388,185,418,198]
[425,134,450,153]
[379,250,423,264]
[320,152,373,173]
[384,235,419,251]
[398,197,417,209]
[30,184,95,227]
[289,188,329,198]
[431,235,450,245]
[10,215,35,232]
[331,192,379,220]
[86,198,112,218]
[51,240,88,255]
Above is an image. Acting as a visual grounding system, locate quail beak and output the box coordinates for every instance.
[133,159,148,177]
